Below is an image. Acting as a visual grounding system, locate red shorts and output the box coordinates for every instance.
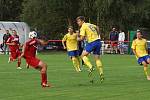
[25,57,40,68]
[10,50,21,59]
[111,41,117,47]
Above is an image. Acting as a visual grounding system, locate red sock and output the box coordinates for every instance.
[17,61,21,67]
[10,57,13,61]
[41,73,47,84]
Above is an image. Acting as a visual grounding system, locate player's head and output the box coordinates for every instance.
[29,31,37,39]
[76,16,85,27]
[12,30,17,35]
[112,28,116,32]
[68,26,73,33]
[136,31,142,39]
[6,30,9,34]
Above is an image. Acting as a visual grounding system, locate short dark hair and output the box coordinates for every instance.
[76,16,85,21]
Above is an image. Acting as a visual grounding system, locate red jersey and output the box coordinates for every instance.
[24,39,39,58]
[7,35,20,52]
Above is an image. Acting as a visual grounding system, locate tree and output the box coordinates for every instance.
[0,0,23,21]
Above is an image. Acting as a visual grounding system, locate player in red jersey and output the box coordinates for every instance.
[6,30,22,69]
[19,31,51,87]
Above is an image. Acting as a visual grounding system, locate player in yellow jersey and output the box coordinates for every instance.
[131,31,150,80]
[76,16,104,82]
[62,26,81,72]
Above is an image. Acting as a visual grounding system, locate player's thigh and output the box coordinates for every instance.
[38,60,47,69]
[142,61,147,66]
[81,50,89,57]
[93,54,100,60]
[146,58,150,64]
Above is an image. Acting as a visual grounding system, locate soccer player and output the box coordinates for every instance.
[76,16,104,82]
[6,30,22,69]
[62,26,81,72]
[19,31,51,87]
[131,31,150,80]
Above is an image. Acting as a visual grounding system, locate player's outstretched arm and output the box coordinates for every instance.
[38,39,49,45]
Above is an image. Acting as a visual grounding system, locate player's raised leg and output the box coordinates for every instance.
[81,51,93,70]
[37,61,49,87]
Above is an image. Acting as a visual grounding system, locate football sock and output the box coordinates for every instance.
[96,59,103,75]
[82,56,92,69]
[144,66,149,77]
[72,57,81,72]
[41,73,47,84]
[17,61,21,67]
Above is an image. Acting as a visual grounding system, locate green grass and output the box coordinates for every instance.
[0,52,150,100]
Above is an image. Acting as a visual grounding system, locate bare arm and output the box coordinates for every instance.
[77,35,85,41]
[62,40,66,49]
[96,26,101,39]
[96,26,100,35]
[146,41,148,53]
[6,42,15,46]
[38,39,49,45]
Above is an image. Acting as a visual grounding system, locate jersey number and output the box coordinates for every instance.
[89,25,96,32]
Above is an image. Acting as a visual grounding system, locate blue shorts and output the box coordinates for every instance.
[85,39,101,55]
[138,55,150,65]
[68,50,79,57]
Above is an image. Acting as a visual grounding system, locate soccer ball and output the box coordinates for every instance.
[29,31,37,39]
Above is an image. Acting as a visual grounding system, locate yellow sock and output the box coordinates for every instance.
[76,57,81,71]
[72,57,80,72]
[144,67,149,77]
[96,59,103,75]
[82,56,92,69]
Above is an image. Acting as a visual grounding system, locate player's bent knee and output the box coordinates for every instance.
[81,50,89,57]
[147,59,150,64]
[38,61,47,68]
[142,62,147,67]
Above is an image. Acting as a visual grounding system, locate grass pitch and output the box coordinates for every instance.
[0,52,150,100]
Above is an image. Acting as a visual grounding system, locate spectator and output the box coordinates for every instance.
[109,28,118,54]
[118,29,125,54]
[3,30,11,55]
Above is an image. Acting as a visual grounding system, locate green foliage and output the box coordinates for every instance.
[1,0,150,39]
[0,0,23,21]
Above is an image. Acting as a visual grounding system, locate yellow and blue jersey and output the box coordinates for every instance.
[131,38,148,58]
[62,33,78,51]
[80,23,99,43]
